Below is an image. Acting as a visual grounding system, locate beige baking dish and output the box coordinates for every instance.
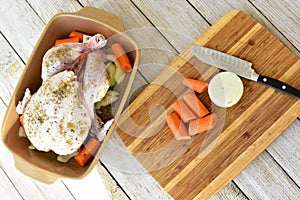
[1,6,139,184]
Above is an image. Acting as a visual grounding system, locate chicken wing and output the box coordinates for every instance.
[41,34,107,81]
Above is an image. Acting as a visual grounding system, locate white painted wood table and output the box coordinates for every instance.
[0,0,299,199]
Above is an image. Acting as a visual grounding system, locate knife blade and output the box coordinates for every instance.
[192,45,300,99]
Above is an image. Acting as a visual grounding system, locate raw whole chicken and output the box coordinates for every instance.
[17,33,111,157]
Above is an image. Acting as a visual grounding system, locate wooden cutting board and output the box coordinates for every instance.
[115,10,300,199]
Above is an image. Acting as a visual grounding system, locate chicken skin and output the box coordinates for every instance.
[81,50,110,140]
[23,70,91,155]
[81,49,110,117]
[41,33,107,81]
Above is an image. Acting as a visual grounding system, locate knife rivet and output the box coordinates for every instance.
[282,85,286,90]
[263,78,267,82]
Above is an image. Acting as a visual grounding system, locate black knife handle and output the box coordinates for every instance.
[257,75,300,99]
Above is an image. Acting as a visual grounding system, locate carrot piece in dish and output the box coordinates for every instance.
[69,31,86,42]
[55,37,80,46]
[111,43,132,72]
[74,137,101,166]
[19,114,25,129]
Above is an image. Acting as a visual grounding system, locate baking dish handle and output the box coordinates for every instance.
[74,6,124,32]
[14,156,58,184]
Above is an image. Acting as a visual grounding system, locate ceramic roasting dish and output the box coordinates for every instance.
[1,6,140,183]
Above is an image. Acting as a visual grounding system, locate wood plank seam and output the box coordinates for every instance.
[248,0,300,56]
[100,161,131,199]
[0,164,23,199]
[264,149,300,190]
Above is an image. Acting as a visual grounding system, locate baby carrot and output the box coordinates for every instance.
[166,112,191,140]
[182,93,210,118]
[74,137,101,166]
[19,114,24,129]
[173,99,198,123]
[69,31,86,42]
[182,78,208,94]
[55,37,80,46]
[188,113,218,135]
[111,43,132,72]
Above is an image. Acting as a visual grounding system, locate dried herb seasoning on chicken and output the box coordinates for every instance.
[16,33,123,164]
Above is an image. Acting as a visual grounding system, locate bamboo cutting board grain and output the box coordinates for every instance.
[115,10,300,199]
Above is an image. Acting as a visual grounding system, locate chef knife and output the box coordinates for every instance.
[192,45,300,99]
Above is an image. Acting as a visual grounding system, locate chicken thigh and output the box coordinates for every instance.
[23,70,91,155]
